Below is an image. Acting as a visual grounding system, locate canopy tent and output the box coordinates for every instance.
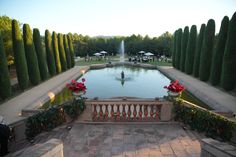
[93,53,102,56]
[144,52,154,56]
[138,51,145,54]
[100,51,108,54]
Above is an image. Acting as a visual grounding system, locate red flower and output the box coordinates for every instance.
[164,80,185,93]
[66,79,87,93]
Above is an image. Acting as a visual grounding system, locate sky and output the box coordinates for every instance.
[0,0,235,37]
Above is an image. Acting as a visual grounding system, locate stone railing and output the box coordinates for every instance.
[85,98,173,122]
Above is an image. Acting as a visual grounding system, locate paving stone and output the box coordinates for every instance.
[160,146,174,155]
[136,147,150,156]
[112,146,124,155]
[149,149,163,157]
[112,139,124,146]
[174,150,189,157]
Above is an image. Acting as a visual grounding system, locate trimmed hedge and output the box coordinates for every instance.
[172,30,177,67]
[193,24,206,77]
[174,101,236,141]
[52,31,62,74]
[0,31,11,99]
[199,19,215,81]
[67,34,75,67]
[58,33,67,71]
[221,12,236,90]
[210,16,229,86]
[12,19,29,90]
[175,29,182,69]
[185,25,197,74]
[33,28,48,81]
[25,97,85,139]
[63,34,71,69]
[180,26,189,72]
[23,24,41,85]
[45,30,56,76]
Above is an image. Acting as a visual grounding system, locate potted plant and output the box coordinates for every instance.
[164,80,185,97]
[66,78,87,97]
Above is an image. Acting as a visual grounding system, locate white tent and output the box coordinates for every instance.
[144,52,154,56]
[93,53,102,56]
[100,51,108,54]
[138,51,145,54]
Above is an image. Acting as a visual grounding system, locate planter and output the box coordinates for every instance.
[167,91,179,97]
[72,91,85,97]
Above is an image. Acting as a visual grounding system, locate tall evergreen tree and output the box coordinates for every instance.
[23,24,41,85]
[12,19,29,90]
[45,30,56,76]
[199,19,215,81]
[221,12,236,90]
[172,30,177,67]
[58,33,67,71]
[175,29,182,69]
[0,31,11,99]
[180,26,189,72]
[52,31,61,73]
[33,28,48,81]
[193,24,206,77]
[67,34,75,67]
[63,34,71,69]
[185,25,197,74]
[210,16,229,86]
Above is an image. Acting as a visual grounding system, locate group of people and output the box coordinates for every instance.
[0,116,10,156]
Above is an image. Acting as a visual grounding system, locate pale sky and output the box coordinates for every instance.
[0,0,235,37]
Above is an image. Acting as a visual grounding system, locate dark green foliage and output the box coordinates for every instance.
[0,31,11,99]
[23,24,41,85]
[210,16,229,86]
[52,31,61,73]
[45,30,56,76]
[12,19,29,90]
[199,19,215,81]
[221,12,236,90]
[33,28,48,81]
[185,25,197,74]
[58,33,67,71]
[63,34,71,69]
[67,34,75,67]
[172,30,177,67]
[193,24,206,77]
[174,29,182,69]
[174,101,235,141]
[180,26,189,71]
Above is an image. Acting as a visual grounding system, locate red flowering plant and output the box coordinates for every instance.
[66,78,87,93]
[164,80,185,94]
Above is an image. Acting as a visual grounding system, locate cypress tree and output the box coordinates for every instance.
[58,33,67,71]
[67,34,75,67]
[172,30,177,67]
[23,24,41,85]
[0,31,11,99]
[52,31,61,73]
[175,29,182,69]
[210,16,229,86]
[221,12,236,90]
[12,19,29,90]
[199,19,215,81]
[180,26,189,72]
[33,28,48,81]
[185,25,197,74]
[193,24,206,77]
[45,30,56,76]
[63,34,71,69]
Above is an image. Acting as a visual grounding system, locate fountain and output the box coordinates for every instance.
[119,40,125,62]
[121,71,125,80]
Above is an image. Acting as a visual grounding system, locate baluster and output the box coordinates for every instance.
[116,104,120,121]
[105,104,109,120]
[144,104,148,120]
[150,104,154,120]
[111,104,114,120]
[155,105,160,121]
[122,104,126,121]
[99,104,103,121]
[139,104,143,121]
[128,105,131,120]
[133,104,137,120]
[93,104,98,120]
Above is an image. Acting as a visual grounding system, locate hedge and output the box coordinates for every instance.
[180,26,189,72]
[175,29,182,69]
[63,34,71,69]
[58,33,67,71]
[52,31,62,74]
[45,30,56,76]
[67,34,75,67]
[172,30,177,67]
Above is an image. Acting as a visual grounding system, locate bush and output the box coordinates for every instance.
[23,24,41,85]
[210,16,229,86]
[67,34,75,67]
[45,30,56,76]
[199,19,215,81]
[0,31,11,99]
[52,31,62,73]
[172,30,178,67]
[58,33,67,71]
[221,12,236,90]
[180,26,189,72]
[12,19,29,90]
[175,29,182,69]
[63,34,71,69]
[33,28,48,81]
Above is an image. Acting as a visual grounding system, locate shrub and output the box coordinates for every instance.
[180,26,189,72]
[12,19,29,90]
[210,16,229,86]
[23,24,41,85]
[172,30,177,67]
[67,34,75,67]
[33,28,48,81]
[45,30,56,76]
[63,34,71,69]
[58,33,67,71]
[175,29,182,69]
[0,31,11,99]
[199,19,215,81]
[52,31,62,73]
[221,12,236,90]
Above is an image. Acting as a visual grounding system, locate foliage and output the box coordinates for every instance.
[164,80,185,93]
[175,29,182,69]
[63,34,71,69]
[52,31,62,73]
[0,31,11,99]
[25,98,85,139]
[221,12,236,90]
[12,19,29,90]
[193,24,206,77]
[172,30,177,67]
[23,24,41,85]
[58,33,67,71]
[199,19,215,81]
[174,101,236,141]
[66,79,86,93]
[185,25,197,74]
[33,28,48,81]
[210,16,229,86]
[180,26,189,72]
[45,30,56,76]
[67,34,75,67]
